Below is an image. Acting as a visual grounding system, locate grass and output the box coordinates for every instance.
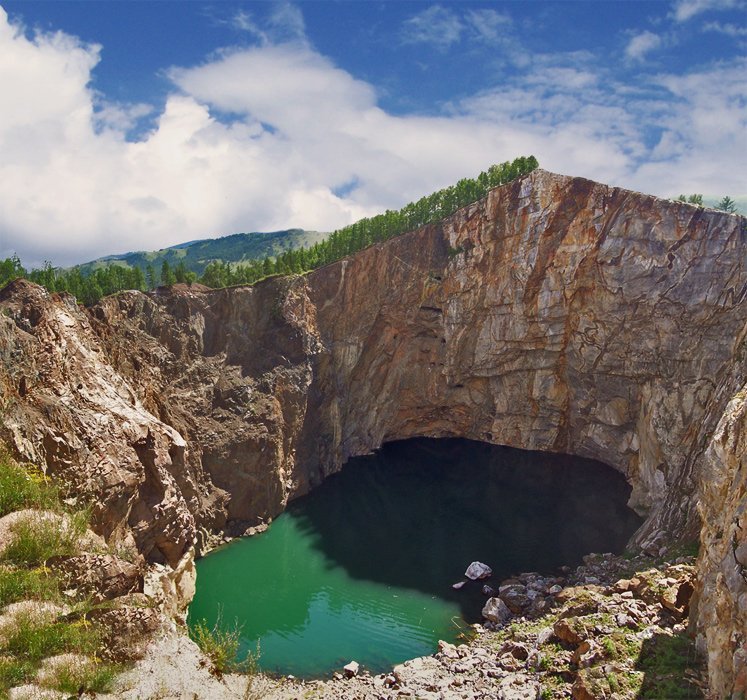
[2,611,100,663]
[0,453,122,697]
[0,458,59,517]
[637,633,704,698]
[0,510,88,566]
[0,656,35,690]
[601,630,644,662]
[38,656,119,695]
[0,603,120,695]
[665,540,700,560]
[0,567,59,607]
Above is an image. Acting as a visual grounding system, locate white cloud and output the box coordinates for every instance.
[94,101,153,133]
[625,31,663,61]
[702,20,747,35]
[0,6,744,269]
[401,5,464,50]
[267,2,306,43]
[671,0,741,22]
[401,5,520,53]
[229,10,268,44]
[464,9,513,43]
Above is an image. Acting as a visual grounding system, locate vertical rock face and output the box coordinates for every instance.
[694,383,747,698]
[299,171,745,554]
[0,282,198,566]
[0,169,744,693]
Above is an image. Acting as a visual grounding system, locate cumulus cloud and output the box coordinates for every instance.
[625,31,663,61]
[0,6,745,268]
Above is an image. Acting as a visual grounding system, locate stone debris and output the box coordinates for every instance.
[202,552,706,700]
[50,552,142,603]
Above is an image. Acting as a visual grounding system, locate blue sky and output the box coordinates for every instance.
[0,1,745,266]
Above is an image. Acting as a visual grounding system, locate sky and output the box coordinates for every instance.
[0,1,745,267]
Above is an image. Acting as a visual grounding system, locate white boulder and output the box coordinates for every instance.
[465,561,493,580]
[343,661,360,677]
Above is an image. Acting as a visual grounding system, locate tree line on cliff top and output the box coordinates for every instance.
[0,157,539,304]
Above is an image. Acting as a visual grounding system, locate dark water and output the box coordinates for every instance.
[189,438,642,678]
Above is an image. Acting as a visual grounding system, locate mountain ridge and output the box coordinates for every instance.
[75,228,327,276]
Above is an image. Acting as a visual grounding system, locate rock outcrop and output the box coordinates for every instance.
[0,169,744,693]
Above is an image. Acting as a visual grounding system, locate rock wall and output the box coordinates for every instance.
[0,169,744,693]
[693,379,747,698]
[297,172,745,557]
[0,282,199,567]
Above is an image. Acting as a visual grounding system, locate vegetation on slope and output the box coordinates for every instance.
[0,454,120,697]
[0,156,538,303]
[197,155,539,288]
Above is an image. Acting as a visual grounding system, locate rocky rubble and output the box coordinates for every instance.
[243,553,705,700]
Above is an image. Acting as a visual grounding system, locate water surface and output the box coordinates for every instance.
[189,438,641,678]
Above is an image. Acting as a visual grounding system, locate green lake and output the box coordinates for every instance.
[188,438,642,678]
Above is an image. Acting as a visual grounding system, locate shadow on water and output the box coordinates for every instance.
[292,437,643,620]
[190,437,645,677]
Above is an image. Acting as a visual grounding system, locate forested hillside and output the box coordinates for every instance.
[77,228,327,279]
[1,157,539,303]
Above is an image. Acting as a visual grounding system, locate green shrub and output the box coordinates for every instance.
[190,615,247,675]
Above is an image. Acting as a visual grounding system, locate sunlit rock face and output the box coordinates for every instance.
[299,171,744,555]
[0,169,744,692]
[693,383,747,699]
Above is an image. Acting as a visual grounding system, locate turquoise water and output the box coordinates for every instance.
[189,438,641,678]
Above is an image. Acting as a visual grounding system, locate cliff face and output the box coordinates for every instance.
[0,170,744,694]
[693,382,747,697]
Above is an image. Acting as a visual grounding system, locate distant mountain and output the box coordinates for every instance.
[76,229,328,276]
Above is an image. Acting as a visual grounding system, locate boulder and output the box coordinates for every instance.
[482,597,512,625]
[465,561,493,580]
[498,673,540,700]
[553,617,586,646]
[499,584,531,613]
[437,640,459,659]
[343,660,359,677]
